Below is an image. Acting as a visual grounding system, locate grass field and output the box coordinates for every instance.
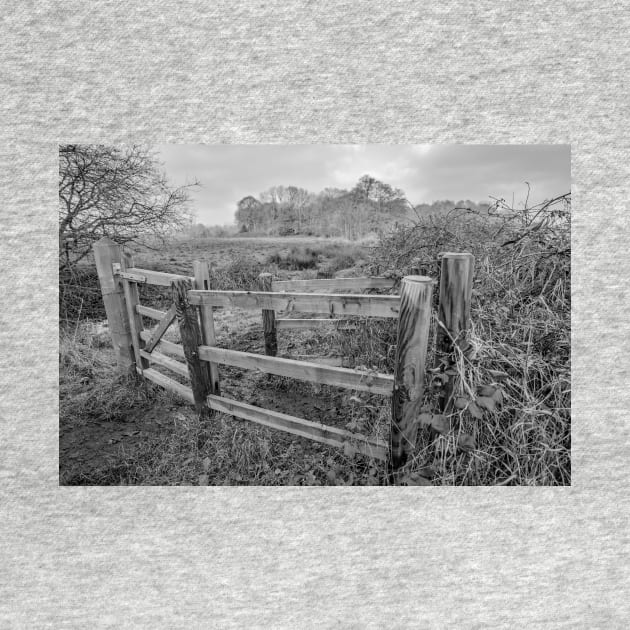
[60,210,571,486]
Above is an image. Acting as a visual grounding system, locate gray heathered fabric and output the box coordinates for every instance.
[1,1,628,627]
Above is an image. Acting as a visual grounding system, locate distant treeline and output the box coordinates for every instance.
[189,175,492,240]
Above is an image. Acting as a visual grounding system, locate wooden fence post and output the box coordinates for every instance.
[172,278,211,416]
[120,251,149,372]
[193,260,220,396]
[93,237,134,373]
[257,273,277,356]
[436,252,475,413]
[389,275,433,474]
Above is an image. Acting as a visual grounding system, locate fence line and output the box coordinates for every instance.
[188,289,400,318]
[272,277,396,293]
[93,236,475,480]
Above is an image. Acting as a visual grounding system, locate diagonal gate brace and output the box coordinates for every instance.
[143,303,177,353]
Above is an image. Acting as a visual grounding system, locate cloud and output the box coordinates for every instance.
[158,144,570,225]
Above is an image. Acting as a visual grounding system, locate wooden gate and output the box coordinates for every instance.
[93,237,475,478]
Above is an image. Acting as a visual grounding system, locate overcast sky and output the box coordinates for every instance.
[158,145,570,226]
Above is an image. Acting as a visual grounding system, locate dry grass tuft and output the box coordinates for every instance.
[370,195,571,485]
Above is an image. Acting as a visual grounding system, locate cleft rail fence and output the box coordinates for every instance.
[93,237,475,479]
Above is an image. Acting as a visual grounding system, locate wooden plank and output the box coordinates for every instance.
[285,355,345,367]
[257,273,277,356]
[436,253,475,413]
[276,318,357,330]
[207,395,387,461]
[389,276,433,473]
[126,267,194,287]
[141,368,194,403]
[198,346,393,396]
[119,270,147,283]
[144,303,177,353]
[140,330,185,359]
[172,279,211,415]
[193,260,220,396]
[93,237,134,372]
[272,277,396,293]
[188,290,400,318]
[120,252,149,372]
[140,349,189,379]
[137,304,166,320]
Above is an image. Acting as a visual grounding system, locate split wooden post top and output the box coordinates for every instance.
[93,237,134,373]
[257,272,277,357]
[389,275,434,474]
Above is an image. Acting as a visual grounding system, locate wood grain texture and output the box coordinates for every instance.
[389,275,433,472]
[257,273,277,356]
[198,346,393,395]
[284,355,346,367]
[172,278,211,415]
[136,304,166,320]
[272,277,396,293]
[141,368,194,403]
[120,252,149,371]
[207,395,387,461]
[140,349,189,379]
[276,318,357,330]
[188,290,400,318]
[193,260,220,395]
[93,237,134,372]
[139,330,184,359]
[436,253,474,412]
[126,267,194,286]
[143,304,177,354]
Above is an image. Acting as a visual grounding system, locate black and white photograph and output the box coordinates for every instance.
[59,144,571,486]
[5,0,629,626]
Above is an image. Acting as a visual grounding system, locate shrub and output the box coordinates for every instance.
[368,195,571,485]
[60,268,106,324]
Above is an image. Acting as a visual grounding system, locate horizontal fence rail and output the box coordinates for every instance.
[272,277,396,293]
[139,330,184,359]
[141,368,194,403]
[198,346,394,396]
[207,395,388,461]
[140,349,189,379]
[122,267,194,286]
[137,304,166,320]
[188,290,400,318]
[276,318,357,330]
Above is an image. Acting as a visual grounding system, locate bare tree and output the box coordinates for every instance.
[59,144,196,271]
[235,195,262,231]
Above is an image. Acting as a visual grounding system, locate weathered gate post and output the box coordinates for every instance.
[436,253,475,413]
[389,275,433,474]
[121,251,149,373]
[172,278,211,417]
[257,273,277,356]
[193,260,220,396]
[93,237,134,373]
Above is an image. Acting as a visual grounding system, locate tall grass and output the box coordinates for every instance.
[59,324,164,425]
[369,195,571,485]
